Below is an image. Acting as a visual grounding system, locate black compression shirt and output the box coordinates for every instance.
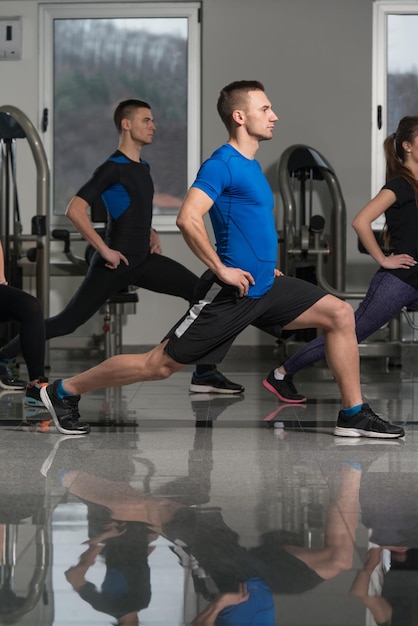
[77,150,154,257]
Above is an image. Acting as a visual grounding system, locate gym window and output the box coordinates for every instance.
[372,1,418,200]
[39,2,201,231]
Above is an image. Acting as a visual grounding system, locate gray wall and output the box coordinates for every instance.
[0,0,376,348]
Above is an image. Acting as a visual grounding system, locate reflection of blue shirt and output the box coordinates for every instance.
[192,144,278,298]
[215,578,275,625]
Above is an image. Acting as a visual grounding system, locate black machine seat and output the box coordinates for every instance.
[105,290,139,305]
[286,145,336,180]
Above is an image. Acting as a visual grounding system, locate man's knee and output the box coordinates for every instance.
[158,362,182,379]
[145,343,184,380]
[328,297,355,330]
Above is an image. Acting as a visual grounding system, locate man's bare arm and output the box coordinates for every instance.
[176,187,254,296]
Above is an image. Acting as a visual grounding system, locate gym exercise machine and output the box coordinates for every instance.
[0,105,50,316]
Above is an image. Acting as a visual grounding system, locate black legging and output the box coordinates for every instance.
[0,252,199,362]
[0,284,45,380]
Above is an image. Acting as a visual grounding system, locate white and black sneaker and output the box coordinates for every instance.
[40,380,90,435]
[334,404,404,439]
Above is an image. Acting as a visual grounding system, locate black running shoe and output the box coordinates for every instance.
[0,360,26,391]
[334,404,404,439]
[25,377,49,407]
[40,380,90,435]
[262,370,307,403]
[189,370,244,394]
[0,358,20,378]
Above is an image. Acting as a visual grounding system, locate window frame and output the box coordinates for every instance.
[38,2,201,231]
[372,0,418,197]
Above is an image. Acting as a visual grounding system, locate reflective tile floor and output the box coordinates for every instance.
[1,350,418,625]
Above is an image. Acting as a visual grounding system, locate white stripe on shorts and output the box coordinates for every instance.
[175,282,223,339]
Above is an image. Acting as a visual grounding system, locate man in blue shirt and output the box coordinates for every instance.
[39,80,404,441]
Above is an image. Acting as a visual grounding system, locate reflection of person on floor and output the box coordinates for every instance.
[64,520,154,626]
[191,582,249,625]
[191,580,278,626]
[255,455,418,625]
[349,546,400,626]
[62,470,275,625]
[63,459,388,623]
[248,462,361,593]
[348,468,418,626]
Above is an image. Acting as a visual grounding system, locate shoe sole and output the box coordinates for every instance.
[189,384,244,394]
[262,379,307,403]
[40,386,88,436]
[334,426,404,439]
[25,406,47,417]
[24,397,44,407]
[333,436,405,446]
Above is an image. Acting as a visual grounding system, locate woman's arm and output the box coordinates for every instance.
[352,189,416,270]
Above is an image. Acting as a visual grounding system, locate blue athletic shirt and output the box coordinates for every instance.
[191,144,278,298]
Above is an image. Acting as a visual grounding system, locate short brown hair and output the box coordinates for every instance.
[217,80,265,131]
[113,99,151,132]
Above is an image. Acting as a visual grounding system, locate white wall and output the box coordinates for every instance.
[0,0,376,349]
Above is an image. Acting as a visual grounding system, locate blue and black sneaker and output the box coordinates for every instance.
[40,380,90,435]
[0,359,26,391]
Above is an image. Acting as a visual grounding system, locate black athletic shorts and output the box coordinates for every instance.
[164,271,327,365]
